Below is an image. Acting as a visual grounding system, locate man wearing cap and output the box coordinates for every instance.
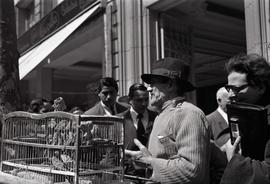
[125,57,210,184]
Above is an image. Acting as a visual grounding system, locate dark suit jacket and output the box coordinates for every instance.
[207,109,230,147]
[117,109,157,150]
[207,110,229,184]
[83,101,128,115]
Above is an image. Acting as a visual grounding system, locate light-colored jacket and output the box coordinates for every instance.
[148,97,210,184]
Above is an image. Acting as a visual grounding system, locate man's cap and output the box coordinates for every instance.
[141,57,195,92]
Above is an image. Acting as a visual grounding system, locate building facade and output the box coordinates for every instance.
[15,0,270,113]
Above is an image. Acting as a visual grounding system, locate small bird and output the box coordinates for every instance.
[60,154,73,164]
[9,168,19,176]
[52,151,65,170]
[5,146,16,157]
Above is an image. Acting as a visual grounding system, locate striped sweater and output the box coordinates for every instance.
[148,97,210,184]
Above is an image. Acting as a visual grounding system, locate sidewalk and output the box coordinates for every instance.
[0,171,39,184]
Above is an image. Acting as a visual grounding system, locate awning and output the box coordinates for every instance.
[18,3,100,80]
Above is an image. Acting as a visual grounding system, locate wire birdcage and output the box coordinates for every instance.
[1,111,126,184]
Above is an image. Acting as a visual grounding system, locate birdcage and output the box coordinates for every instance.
[0,111,128,184]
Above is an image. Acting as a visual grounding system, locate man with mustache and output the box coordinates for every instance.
[125,57,210,184]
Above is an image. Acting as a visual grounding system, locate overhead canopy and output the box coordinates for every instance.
[18,3,100,80]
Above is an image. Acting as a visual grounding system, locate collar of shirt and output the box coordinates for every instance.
[100,101,116,116]
[217,106,228,124]
[161,96,185,112]
[130,106,149,129]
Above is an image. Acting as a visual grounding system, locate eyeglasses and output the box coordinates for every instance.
[224,84,249,94]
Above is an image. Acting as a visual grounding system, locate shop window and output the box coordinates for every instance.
[155,14,192,68]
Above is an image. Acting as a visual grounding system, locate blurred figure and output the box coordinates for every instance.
[84,77,128,116]
[207,87,230,147]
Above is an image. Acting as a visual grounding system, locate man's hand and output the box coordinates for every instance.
[125,139,152,164]
[221,136,241,162]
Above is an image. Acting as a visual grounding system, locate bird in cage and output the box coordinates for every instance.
[47,118,57,144]
[9,168,20,176]
[5,146,16,157]
[52,97,67,111]
[64,121,77,146]
[80,121,94,145]
[52,119,69,145]
[52,151,65,170]
[60,153,74,170]
[99,148,117,168]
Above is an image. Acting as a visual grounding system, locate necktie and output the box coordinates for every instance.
[137,113,147,146]
[110,106,115,115]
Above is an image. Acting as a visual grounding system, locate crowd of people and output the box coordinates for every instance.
[22,53,270,184]
[26,97,84,114]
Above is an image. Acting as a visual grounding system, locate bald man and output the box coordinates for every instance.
[207,87,230,147]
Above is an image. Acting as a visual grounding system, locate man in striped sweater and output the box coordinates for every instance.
[125,57,210,184]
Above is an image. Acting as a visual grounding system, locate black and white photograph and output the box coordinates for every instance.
[0,0,270,184]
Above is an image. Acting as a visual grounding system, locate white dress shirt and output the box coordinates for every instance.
[217,106,228,124]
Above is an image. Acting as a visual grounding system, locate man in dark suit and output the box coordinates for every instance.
[207,87,230,148]
[118,83,157,178]
[118,83,157,150]
[84,77,128,115]
[207,87,230,184]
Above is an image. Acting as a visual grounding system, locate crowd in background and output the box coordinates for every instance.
[25,97,84,114]
[13,53,270,184]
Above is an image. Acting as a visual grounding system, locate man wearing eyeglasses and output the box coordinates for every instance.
[220,53,270,184]
[84,77,128,116]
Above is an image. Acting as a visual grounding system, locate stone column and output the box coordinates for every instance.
[104,0,154,95]
[245,0,270,62]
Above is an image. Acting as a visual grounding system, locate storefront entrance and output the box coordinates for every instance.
[149,0,246,114]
